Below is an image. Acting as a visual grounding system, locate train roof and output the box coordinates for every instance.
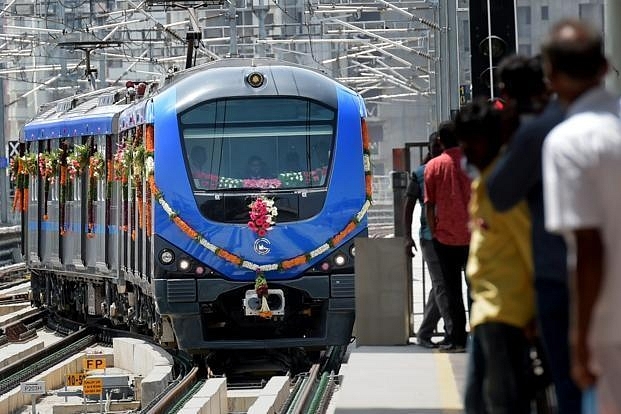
[22,86,132,141]
[22,58,367,139]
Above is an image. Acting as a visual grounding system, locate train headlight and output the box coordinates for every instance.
[349,245,356,257]
[159,249,175,265]
[246,72,265,88]
[334,253,347,267]
[178,259,191,271]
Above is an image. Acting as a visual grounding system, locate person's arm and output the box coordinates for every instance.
[403,196,417,257]
[403,175,419,256]
[425,202,436,238]
[423,165,436,238]
[570,228,603,390]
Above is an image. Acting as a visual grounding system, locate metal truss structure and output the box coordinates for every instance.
[0,0,441,110]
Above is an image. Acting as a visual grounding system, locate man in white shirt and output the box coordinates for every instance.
[542,19,621,412]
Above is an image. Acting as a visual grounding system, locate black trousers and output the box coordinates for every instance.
[417,238,452,340]
[432,239,470,347]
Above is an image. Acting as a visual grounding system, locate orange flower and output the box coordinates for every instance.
[282,254,307,270]
[106,160,113,183]
[137,196,143,229]
[23,189,29,212]
[332,221,357,246]
[145,199,152,237]
[60,166,67,185]
[12,189,21,212]
[146,125,155,153]
[365,174,373,197]
[148,176,157,194]
[173,216,198,239]
[217,249,242,266]
[362,120,371,150]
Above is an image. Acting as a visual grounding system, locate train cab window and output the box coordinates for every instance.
[180,97,335,191]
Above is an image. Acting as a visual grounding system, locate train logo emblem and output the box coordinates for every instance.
[254,238,271,255]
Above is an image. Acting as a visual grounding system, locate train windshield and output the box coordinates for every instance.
[180,97,335,191]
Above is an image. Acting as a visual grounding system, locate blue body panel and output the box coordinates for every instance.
[152,83,367,282]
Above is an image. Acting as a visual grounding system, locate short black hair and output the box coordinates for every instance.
[541,19,606,80]
[454,99,502,144]
[498,54,546,102]
[437,121,458,148]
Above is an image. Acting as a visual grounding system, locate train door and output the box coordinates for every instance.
[84,134,108,272]
[41,140,62,266]
[107,134,120,279]
[26,142,40,265]
[62,137,85,269]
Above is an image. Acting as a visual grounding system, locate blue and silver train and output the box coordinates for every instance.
[19,58,370,355]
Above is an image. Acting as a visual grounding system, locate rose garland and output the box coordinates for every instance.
[248,196,277,237]
[66,144,90,181]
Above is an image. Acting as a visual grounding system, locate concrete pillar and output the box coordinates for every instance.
[354,238,411,345]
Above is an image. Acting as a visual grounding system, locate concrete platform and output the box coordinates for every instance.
[331,344,466,414]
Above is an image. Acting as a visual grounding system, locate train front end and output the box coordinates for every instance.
[148,60,370,353]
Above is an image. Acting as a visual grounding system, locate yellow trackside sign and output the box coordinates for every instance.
[65,373,86,386]
[82,378,103,395]
[83,358,106,370]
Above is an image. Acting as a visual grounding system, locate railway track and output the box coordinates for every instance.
[0,261,346,413]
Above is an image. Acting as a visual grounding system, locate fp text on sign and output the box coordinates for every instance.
[83,357,106,370]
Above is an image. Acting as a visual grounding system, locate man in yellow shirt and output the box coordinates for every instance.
[455,99,535,414]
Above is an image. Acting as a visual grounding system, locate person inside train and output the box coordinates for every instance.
[245,155,272,179]
[190,145,208,175]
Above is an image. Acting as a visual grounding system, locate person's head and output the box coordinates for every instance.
[428,131,442,157]
[285,151,301,171]
[190,146,206,168]
[437,120,458,149]
[498,54,549,115]
[454,99,503,171]
[541,19,608,105]
[246,155,266,177]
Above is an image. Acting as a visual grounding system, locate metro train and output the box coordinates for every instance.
[17,58,371,356]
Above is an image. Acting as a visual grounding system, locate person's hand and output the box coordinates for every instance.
[405,237,417,257]
[570,335,597,389]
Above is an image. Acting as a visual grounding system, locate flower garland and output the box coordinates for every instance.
[113,140,132,231]
[254,271,272,318]
[38,149,62,184]
[242,178,281,189]
[11,153,37,212]
[39,148,62,220]
[87,151,105,238]
[149,162,371,273]
[66,144,90,181]
[248,196,277,237]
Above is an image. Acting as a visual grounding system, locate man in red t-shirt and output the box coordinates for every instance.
[424,120,471,352]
